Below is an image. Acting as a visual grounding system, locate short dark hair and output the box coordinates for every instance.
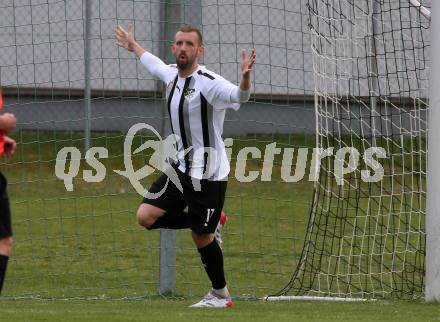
[177,25,203,46]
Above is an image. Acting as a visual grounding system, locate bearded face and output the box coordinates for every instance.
[172,31,203,71]
[175,51,196,70]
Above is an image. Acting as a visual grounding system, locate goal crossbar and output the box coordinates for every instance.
[409,0,431,20]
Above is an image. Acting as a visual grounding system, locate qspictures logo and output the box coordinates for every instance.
[54,123,387,198]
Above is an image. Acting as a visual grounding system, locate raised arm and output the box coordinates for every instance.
[115,23,146,58]
[202,49,256,108]
[115,23,172,81]
[3,136,16,157]
[228,48,256,104]
[239,48,256,91]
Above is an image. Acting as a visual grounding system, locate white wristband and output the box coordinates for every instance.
[231,86,251,103]
[239,88,251,102]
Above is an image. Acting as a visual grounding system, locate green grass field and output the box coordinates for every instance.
[0,131,434,320]
[1,298,440,322]
[2,131,314,299]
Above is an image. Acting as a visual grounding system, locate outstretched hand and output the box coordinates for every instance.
[115,23,135,52]
[241,49,256,79]
[3,136,16,157]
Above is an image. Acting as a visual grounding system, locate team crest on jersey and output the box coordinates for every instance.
[184,88,196,99]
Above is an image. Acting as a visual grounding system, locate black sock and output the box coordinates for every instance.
[198,240,226,290]
[0,255,9,295]
[148,211,190,230]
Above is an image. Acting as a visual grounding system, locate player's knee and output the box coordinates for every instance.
[191,231,214,248]
[0,237,13,256]
[136,210,153,228]
[136,204,159,229]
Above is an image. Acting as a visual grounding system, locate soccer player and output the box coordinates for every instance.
[115,23,255,308]
[0,90,17,295]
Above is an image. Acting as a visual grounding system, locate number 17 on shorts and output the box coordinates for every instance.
[204,208,215,227]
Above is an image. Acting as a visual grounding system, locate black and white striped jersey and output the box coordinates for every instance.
[140,52,247,181]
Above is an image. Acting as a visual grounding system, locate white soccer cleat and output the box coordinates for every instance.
[214,211,228,247]
[190,290,233,308]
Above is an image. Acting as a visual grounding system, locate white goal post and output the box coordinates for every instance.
[426,0,440,303]
[267,0,433,302]
[409,0,431,20]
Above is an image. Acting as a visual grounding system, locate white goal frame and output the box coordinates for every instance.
[409,0,431,20]
[426,0,440,303]
[266,0,437,303]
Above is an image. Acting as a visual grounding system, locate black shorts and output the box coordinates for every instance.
[142,169,227,234]
[0,173,12,239]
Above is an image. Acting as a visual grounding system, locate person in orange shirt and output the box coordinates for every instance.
[0,90,17,295]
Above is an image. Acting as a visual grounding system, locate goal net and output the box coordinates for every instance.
[1,0,430,301]
[0,0,314,299]
[270,0,431,300]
